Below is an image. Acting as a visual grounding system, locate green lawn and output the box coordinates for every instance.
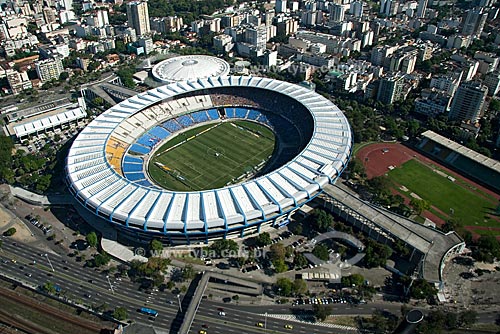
[388,159,498,227]
[148,120,275,191]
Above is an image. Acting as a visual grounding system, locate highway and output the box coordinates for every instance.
[0,238,498,334]
[0,238,358,333]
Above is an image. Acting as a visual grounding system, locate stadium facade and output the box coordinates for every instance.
[66,76,353,245]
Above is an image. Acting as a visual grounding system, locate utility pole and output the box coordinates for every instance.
[177,294,183,313]
[106,275,114,294]
[44,254,54,272]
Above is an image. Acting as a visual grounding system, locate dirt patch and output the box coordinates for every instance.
[0,204,35,242]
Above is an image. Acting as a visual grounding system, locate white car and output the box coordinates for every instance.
[218,311,226,316]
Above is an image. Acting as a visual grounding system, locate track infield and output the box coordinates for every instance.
[147,120,275,191]
[356,142,500,237]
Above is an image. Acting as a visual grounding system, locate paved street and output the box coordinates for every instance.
[1,237,499,333]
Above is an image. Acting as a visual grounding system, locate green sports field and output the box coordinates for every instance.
[388,159,499,229]
[148,120,275,191]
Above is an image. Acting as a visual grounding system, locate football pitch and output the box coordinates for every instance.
[148,120,276,191]
[388,159,499,229]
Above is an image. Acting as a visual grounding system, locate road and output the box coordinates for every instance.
[0,238,498,333]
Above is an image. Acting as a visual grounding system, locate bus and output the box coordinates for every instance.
[139,307,158,317]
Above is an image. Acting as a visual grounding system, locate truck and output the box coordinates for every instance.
[139,307,158,317]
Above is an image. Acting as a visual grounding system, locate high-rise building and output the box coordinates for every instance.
[245,25,267,50]
[416,0,427,18]
[448,81,488,122]
[462,8,487,36]
[377,74,404,104]
[350,1,364,17]
[483,71,500,96]
[127,1,150,36]
[35,58,64,82]
[275,0,287,13]
[330,4,345,22]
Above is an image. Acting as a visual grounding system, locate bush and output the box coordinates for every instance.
[113,307,128,321]
[86,231,98,248]
[3,227,16,236]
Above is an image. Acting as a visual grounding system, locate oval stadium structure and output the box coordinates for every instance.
[151,55,230,84]
[66,76,353,245]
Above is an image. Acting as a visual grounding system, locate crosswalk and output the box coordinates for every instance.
[261,313,359,332]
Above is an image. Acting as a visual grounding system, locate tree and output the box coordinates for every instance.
[410,198,431,215]
[292,278,308,295]
[86,231,98,248]
[410,279,437,300]
[42,281,56,294]
[293,253,308,269]
[341,274,365,287]
[182,264,196,281]
[273,259,288,273]
[149,239,163,255]
[269,243,286,262]
[312,244,329,261]
[209,239,238,257]
[89,252,111,267]
[458,310,477,327]
[364,239,392,268]
[275,277,293,296]
[312,304,331,322]
[113,307,128,320]
[255,232,272,247]
[59,72,69,81]
[311,209,334,232]
[3,227,16,236]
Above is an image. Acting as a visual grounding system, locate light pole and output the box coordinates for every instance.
[177,294,183,313]
[264,312,267,333]
[106,275,114,294]
[44,254,54,272]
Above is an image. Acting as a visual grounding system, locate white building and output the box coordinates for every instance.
[35,57,64,82]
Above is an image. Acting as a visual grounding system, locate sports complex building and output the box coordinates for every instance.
[66,76,352,245]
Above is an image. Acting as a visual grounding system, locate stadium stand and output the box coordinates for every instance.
[148,126,171,140]
[105,137,127,175]
[176,115,195,128]
[247,109,261,121]
[417,130,500,192]
[129,144,151,155]
[124,171,147,181]
[162,119,183,133]
[207,109,220,120]
[66,76,352,245]
[191,111,210,123]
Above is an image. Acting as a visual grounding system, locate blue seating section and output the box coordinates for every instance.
[235,108,248,118]
[136,179,154,187]
[256,114,271,127]
[247,110,260,121]
[124,172,146,181]
[177,115,194,128]
[191,111,209,123]
[137,134,155,148]
[123,163,143,173]
[148,126,170,140]
[161,120,182,132]
[225,108,236,118]
[129,144,150,155]
[124,155,143,164]
[207,109,219,120]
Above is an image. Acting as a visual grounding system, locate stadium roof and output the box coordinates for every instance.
[66,76,352,234]
[13,106,86,138]
[151,55,230,84]
[421,130,500,173]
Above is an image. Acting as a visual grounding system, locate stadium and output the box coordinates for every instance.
[66,76,353,245]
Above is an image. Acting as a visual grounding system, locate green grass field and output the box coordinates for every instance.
[148,120,275,191]
[388,159,499,228]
